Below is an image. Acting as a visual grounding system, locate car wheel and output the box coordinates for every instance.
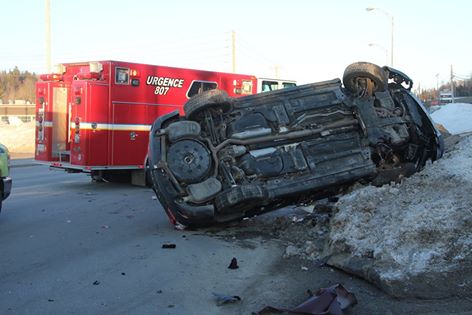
[184,89,232,120]
[343,62,387,96]
[167,139,212,184]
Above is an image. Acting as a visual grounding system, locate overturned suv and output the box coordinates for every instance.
[148,62,443,227]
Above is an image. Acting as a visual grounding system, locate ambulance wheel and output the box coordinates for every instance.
[145,159,152,187]
[343,62,387,96]
[184,89,232,120]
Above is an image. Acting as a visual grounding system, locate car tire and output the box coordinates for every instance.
[343,62,387,96]
[184,89,232,120]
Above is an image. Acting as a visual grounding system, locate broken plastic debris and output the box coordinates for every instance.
[162,243,176,249]
[174,223,186,230]
[228,257,239,269]
[212,292,241,306]
[256,283,357,315]
[292,216,304,223]
[301,266,309,271]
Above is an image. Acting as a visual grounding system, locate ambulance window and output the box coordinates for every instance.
[115,67,130,85]
[187,81,217,98]
[261,81,278,92]
[283,82,296,88]
[242,80,253,95]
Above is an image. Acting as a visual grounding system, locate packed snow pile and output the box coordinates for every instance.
[0,121,35,153]
[431,102,472,134]
[324,134,472,298]
[225,133,472,299]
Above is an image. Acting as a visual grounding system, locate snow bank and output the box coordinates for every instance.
[431,103,472,134]
[325,135,472,298]
[0,121,35,153]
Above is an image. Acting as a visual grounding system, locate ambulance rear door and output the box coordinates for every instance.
[69,80,110,167]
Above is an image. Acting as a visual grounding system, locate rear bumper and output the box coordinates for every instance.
[2,176,12,200]
[42,161,144,172]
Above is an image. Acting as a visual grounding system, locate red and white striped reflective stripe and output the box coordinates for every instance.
[70,122,151,131]
[36,121,53,127]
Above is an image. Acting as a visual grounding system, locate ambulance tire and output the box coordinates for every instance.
[343,62,387,96]
[145,160,152,187]
[184,89,232,120]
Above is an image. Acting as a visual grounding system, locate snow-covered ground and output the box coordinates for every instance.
[431,102,472,134]
[0,121,35,154]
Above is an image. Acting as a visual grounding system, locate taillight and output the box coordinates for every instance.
[37,112,44,140]
[75,117,80,133]
[74,117,81,144]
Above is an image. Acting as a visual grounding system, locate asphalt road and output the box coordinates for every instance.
[2,161,466,315]
[0,163,285,315]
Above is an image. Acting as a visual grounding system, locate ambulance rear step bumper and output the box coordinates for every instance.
[46,161,144,173]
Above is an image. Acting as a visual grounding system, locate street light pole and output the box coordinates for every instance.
[366,7,394,67]
[368,43,388,65]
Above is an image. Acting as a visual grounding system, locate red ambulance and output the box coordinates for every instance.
[35,60,295,184]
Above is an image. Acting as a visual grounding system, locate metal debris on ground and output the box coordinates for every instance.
[162,243,176,249]
[228,257,239,269]
[212,292,242,306]
[256,284,356,315]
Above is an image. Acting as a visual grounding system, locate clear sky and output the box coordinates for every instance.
[1,0,471,89]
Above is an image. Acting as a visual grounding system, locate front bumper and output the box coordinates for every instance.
[2,176,12,200]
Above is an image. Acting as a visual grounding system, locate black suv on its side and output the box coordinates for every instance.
[148,62,443,227]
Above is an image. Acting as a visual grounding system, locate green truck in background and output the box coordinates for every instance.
[0,143,12,212]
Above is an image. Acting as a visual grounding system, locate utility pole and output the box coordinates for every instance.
[274,65,280,79]
[231,30,236,73]
[390,16,394,67]
[435,73,440,102]
[450,64,455,103]
[45,0,51,73]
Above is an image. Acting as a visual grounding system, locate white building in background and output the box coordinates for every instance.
[0,100,35,123]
